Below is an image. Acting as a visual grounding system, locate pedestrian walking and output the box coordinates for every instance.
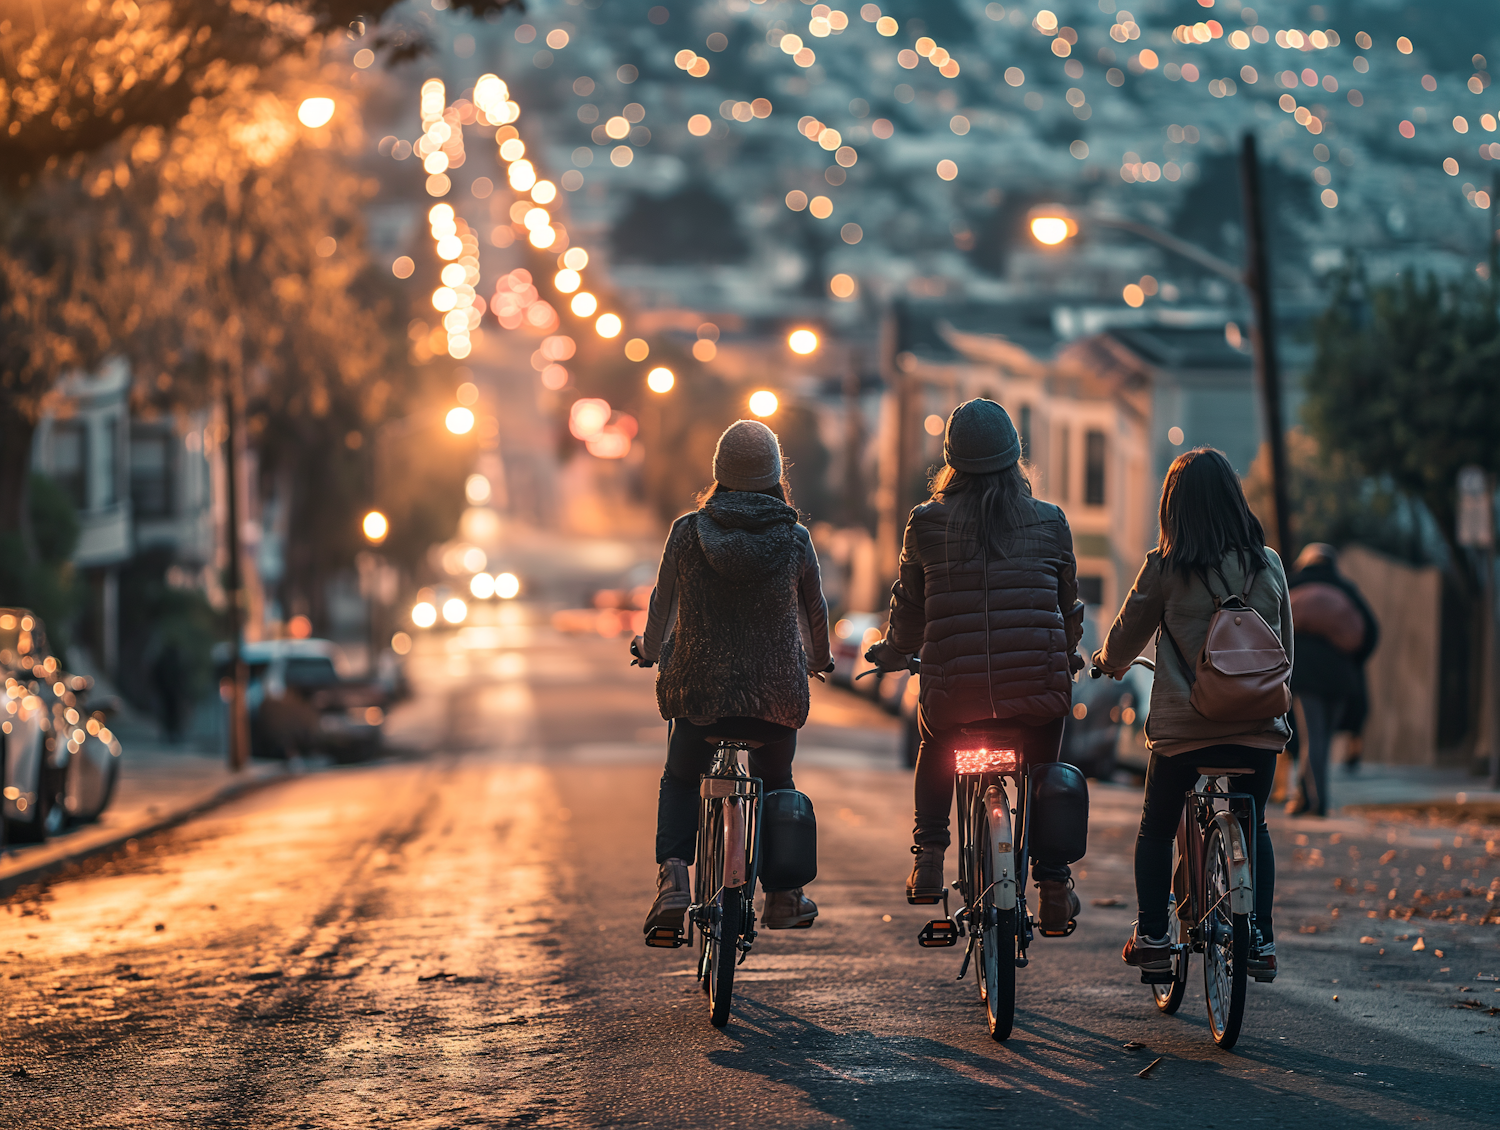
[1094,447,1291,982]
[632,420,833,940]
[863,398,1088,934]
[1285,543,1379,816]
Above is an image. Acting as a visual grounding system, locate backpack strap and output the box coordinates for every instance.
[1158,620,1196,687]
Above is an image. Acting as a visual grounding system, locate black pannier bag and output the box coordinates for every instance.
[1029,762,1089,865]
[759,789,817,890]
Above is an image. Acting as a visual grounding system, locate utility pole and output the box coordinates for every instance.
[223,387,249,772]
[1238,132,1293,559]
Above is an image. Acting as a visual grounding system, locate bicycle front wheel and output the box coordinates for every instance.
[1202,822,1249,1048]
[707,891,742,1027]
[977,801,1017,1041]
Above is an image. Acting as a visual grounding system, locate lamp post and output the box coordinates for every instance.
[1027,132,1293,557]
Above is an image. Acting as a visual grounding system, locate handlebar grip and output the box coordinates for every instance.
[1089,666,1103,679]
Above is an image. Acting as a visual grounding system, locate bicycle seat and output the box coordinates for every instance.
[1195,766,1255,777]
[705,735,765,749]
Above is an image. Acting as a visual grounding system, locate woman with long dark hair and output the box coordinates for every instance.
[1094,447,1292,982]
[632,420,832,941]
[865,399,1087,934]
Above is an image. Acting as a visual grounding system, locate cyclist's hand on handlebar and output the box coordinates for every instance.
[629,635,654,668]
[809,659,835,682]
[1088,648,1123,680]
[1068,650,1086,675]
[863,638,910,673]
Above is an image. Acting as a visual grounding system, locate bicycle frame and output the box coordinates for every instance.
[690,742,763,962]
[1175,777,1257,953]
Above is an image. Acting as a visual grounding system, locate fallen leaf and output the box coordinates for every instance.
[1122,1040,1145,1049]
[1360,936,1379,944]
[1137,1056,1164,1078]
[1092,896,1124,907]
[1333,994,1340,1001]
[1412,938,1426,952]
[1434,950,1445,959]
[1300,925,1319,934]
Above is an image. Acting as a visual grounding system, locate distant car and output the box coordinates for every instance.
[215,638,387,763]
[1110,662,1154,779]
[0,608,122,844]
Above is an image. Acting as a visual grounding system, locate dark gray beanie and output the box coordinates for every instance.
[713,420,783,490]
[943,398,1020,474]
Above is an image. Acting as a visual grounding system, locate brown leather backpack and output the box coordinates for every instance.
[1162,568,1292,723]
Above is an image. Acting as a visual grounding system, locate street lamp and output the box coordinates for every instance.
[362,509,389,544]
[1023,134,1291,557]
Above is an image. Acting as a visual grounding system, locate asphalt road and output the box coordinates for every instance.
[2,602,1497,1128]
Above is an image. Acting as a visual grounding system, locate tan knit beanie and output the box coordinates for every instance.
[712,420,783,491]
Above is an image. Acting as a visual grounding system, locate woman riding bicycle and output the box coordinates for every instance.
[1094,447,1290,983]
[865,399,1087,935]
[633,420,832,942]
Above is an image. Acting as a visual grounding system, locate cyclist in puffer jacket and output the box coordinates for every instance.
[864,399,1087,935]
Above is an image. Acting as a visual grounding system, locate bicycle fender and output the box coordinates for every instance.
[722,800,748,888]
[1212,812,1253,916]
[985,785,1017,911]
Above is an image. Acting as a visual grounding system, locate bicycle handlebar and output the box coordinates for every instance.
[1090,656,1156,679]
[855,654,921,680]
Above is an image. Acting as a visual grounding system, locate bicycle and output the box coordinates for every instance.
[1092,656,1258,1049]
[860,656,1061,1042]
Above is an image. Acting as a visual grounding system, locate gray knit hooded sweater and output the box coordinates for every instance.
[642,491,831,729]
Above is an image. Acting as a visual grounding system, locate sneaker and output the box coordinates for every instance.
[906,844,945,904]
[1037,879,1080,936]
[1122,923,1173,978]
[642,858,691,944]
[1249,937,1277,983]
[763,887,818,929]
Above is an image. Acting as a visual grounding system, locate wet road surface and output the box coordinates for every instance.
[2,605,1497,1127]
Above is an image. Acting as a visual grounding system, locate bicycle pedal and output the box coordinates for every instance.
[1138,968,1175,985]
[917,919,959,948]
[644,927,687,949]
[907,891,945,905]
[1038,918,1078,939]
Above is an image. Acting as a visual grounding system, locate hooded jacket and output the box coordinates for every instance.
[641,491,831,729]
[887,494,1084,729]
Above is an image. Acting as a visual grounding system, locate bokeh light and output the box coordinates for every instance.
[297,97,336,127]
[412,601,438,628]
[647,366,675,393]
[391,631,412,656]
[1031,216,1072,245]
[446,406,476,434]
[442,597,469,624]
[788,329,819,355]
[465,474,492,505]
[571,292,598,317]
[749,390,779,417]
[470,572,496,599]
[596,313,623,338]
[924,414,945,437]
[362,510,389,543]
[496,572,521,599]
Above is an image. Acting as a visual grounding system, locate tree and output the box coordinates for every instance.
[0,0,521,542]
[1302,268,1500,577]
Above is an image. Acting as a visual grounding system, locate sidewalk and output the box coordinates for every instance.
[1322,764,1500,812]
[0,745,290,891]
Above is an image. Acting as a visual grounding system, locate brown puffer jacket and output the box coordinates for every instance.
[887,495,1083,730]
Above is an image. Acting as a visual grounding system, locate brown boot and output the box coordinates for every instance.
[1037,879,1080,936]
[763,888,818,929]
[906,844,945,904]
[643,858,691,945]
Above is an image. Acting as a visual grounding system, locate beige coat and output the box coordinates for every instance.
[1097,547,1293,757]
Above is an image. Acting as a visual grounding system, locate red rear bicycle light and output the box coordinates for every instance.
[954,747,1018,774]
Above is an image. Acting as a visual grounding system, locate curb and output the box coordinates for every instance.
[0,765,290,898]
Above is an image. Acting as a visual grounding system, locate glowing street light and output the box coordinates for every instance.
[446,406,475,435]
[788,329,819,355]
[496,572,521,599]
[470,572,496,599]
[297,97,336,128]
[361,510,389,544]
[749,390,779,417]
[647,366,675,393]
[412,601,438,628]
[442,597,469,624]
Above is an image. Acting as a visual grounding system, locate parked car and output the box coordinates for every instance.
[1,608,122,844]
[830,611,885,694]
[214,638,387,763]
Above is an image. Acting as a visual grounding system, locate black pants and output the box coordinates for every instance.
[914,709,1071,883]
[1136,744,1277,943]
[1293,694,1343,817]
[655,717,797,864]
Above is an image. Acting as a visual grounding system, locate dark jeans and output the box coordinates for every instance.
[654,717,797,864]
[1136,744,1277,943]
[1293,694,1343,817]
[914,708,1070,883]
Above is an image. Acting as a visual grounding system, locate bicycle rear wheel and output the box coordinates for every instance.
[977,801,1016,1041]
[706,891,742,1027]
[1153,842,1189,1014]
[1202,823,1249,1048]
